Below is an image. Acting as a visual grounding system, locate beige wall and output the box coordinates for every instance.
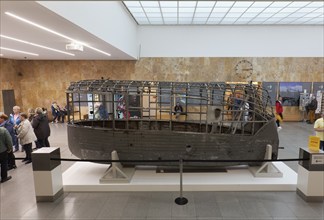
[0,59,135,113]
[0,58,22,112]
[133,57,324,82]
[1,57,323,120]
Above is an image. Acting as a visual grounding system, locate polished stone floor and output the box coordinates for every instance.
[0,122,323,220]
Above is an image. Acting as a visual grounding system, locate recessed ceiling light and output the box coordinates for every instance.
[0,47,39,56]
[0,35,75,56]
[5,12,111,56]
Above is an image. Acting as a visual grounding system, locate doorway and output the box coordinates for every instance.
[2,90,15,115]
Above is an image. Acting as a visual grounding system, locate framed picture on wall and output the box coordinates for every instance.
[262,82,278,106]
[279,82,311,106]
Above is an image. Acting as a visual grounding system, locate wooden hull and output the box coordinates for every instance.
[67,119,279,167]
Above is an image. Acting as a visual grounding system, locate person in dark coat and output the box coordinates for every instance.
[31,107,51,148]
[0,127,13,183]
[0,114,17,170]
[51,102,60,123]
[306,95,318,124]
[174,102,183,119]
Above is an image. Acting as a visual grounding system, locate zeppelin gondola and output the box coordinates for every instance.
[66,80,279,167]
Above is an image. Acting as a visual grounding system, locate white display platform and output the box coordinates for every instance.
[62,162,297,192]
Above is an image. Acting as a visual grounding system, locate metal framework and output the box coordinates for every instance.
[66,79,274,135]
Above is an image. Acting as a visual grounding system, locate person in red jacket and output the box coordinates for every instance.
[275,96,283,129]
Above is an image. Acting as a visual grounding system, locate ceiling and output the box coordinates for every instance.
[0,1,135,60]
[124,1,324,25]
[0,1,323,60]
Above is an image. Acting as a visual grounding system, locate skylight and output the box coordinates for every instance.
[123,1,324,25]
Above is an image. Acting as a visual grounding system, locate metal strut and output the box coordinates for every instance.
[249,144,283,178]
[100,150,135,183]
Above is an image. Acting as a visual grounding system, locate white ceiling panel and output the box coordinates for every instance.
[161,8,177,13]
[251,2,272,7]
[128,7,144,13]
[288,2,311,7]
[237,17,253,21]
[195,7,213,13]
[124,1,324,25]
[210,13,227,17]
[179,1,197,7]
[141,1,160,7]
[179,7,195,12]
[212,8,230,12]
[241,12,259,17]
[163,12,178,17]
[227,13,243,17]
[159,1,177,7]
[216,2,235,7]
[246,8,265,12]
[197,2,216,7]
[144,7,161,13]
[179,13,194,18]
[270,2,292,8]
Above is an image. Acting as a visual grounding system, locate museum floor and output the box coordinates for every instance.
[0,122,323,220]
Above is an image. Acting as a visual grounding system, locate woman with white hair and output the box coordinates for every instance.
[16,113,37,164]
[9,106,21,152]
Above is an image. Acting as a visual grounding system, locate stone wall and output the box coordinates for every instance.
[0,58,22,112]
[0,60,135,113]
[0,57,323,120]
[133,57,324,82]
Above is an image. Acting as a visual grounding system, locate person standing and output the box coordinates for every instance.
[314,111,324,151]
[306,95,318,124]
[275,96,284,130]
[32,107,51,148]
[94,103,108,120]
[16,113,37,164]
[58,104,68,123]
[27,108,36,122]
[51,102,60,123]
[0,127,13,183]
[9,106,21,152]
[233,93,243,120]
[117,96,129,119]
[226,94,233,111]
[0,114,17,170]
